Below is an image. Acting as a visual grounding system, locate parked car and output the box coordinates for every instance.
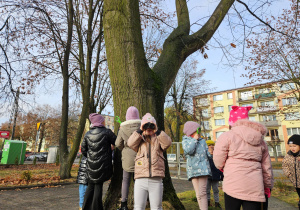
[40,152,48,160]
[167,154,176,162]
[25,152,33,158]
[26,154,46,161]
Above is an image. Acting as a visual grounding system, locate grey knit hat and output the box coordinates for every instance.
[183,121,200,136]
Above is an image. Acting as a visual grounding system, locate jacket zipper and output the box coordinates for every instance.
[149,142,152,177]
[295,157,298,188]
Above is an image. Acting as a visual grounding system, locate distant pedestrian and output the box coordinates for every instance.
[206,140,223,209]
[77,156,88,210]
[128,113,172,210]
[213,106,273,210]
[182,121,212,210]
[115,106,141,210]
[81,113,117,210]
[282,134,300,209]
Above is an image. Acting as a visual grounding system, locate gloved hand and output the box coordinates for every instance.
[264,188,271,198]
[136,129,143,135]
[155,130,161,136]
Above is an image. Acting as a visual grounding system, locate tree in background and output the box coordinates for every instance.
[165,59,212,142]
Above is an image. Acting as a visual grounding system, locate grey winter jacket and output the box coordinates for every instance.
[115,119,141,172]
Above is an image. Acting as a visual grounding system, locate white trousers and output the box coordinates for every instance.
[134,177,163,210]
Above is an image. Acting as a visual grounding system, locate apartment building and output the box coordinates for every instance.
[193,81,300,157]
[103,115,115,131]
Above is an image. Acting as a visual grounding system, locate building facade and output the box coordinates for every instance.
[193,81,300,157]
[103,115,115,131]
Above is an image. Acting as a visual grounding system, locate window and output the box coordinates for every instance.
[261,101,274,106]
[241,103,253,108]
[228,105,232,112]
[280,83,295,91]
[282,97,298,106]
[107,125,110,128]
[201,109,209,118]
[262,115,276,121]
[249,116,256,121]
[258,88,271,94]
[240,91,252,99]
[285,112,300,120]
[268,145,282,157]
[201,121,210,130]
[215,119,225,126]
[214,106,224,113]
[216,131,225,139]
[227,93,233,99]
[213,94,223,101]
[287,128,300,136]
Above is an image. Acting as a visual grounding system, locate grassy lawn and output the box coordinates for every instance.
[271,161,282,169]
[0,164,78,187]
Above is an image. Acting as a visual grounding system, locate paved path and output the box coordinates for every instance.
[0,179,297,210]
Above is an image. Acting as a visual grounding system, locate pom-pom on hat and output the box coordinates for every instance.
[228,106,252,126]
[206,140,215,146]
[126,106,140,121]
[89,113,105,128]
[183,121,200,136]
[288,134,300,146]
[140,113,157,130]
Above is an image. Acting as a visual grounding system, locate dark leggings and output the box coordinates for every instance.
[121,170,134,202]
[82,182,103,210]
[224,193,262,210]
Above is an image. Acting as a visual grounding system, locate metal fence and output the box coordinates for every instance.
[167,142,188,180]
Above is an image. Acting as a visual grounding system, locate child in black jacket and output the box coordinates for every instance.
[206,140,223,209]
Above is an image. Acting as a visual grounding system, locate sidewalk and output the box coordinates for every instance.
[0,179,297,210]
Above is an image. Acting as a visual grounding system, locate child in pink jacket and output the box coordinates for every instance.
[213,106,273,210]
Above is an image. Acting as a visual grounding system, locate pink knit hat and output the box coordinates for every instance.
[228,106,252,126]
[140,113,157,130]
[89,113,105,127]
[183,121,200,136]
[126,106,140,121]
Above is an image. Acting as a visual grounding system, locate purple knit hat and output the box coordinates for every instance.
[126,106,140,121]
[89,113,105,127]
[183,121,200,136]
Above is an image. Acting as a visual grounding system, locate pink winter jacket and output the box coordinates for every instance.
[213,119,274,202]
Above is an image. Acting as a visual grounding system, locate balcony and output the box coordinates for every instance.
[264,135,283,142]
[256,106,279,113]
[254,92,276,99]
[260,120,281,127]
[238,96,255,102]
[201,114,211,119]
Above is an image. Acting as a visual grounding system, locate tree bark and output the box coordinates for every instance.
[59,0,74,179]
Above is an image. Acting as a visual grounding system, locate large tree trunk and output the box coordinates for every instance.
[103,0,235,208]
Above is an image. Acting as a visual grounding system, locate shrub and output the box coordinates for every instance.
[274,180,289,192]
[33,157,37,165]
[55,153,59,166]
[21,170,32,182]
[14,157,19,165]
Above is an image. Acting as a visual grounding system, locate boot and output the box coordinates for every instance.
[117,201,128,210]
[215,202,222,209]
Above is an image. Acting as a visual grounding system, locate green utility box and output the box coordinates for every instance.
[1,140,27,165]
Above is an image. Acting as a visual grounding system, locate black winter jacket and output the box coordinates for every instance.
[81,127,116,183]
[76,156,88,185]
[209,157,224,181]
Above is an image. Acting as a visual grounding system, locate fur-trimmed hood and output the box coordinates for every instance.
[231,119,267,146]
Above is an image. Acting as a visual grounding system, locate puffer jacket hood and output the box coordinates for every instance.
[81,127,116,183]
[115,119,141,172]
[232,119,267,146]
